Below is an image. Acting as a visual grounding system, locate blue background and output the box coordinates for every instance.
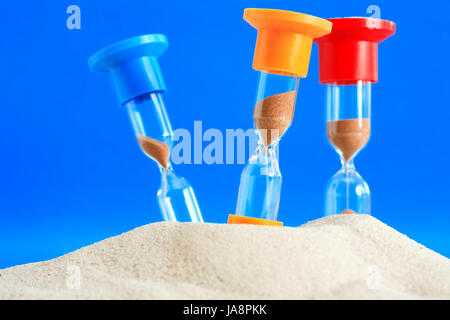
[1,0,449,268]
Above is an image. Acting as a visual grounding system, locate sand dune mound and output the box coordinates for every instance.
[1,214,449,299]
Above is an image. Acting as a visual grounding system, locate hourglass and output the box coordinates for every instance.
[228,9,331,226]
[88,34,203,222]
[315,18,395,215]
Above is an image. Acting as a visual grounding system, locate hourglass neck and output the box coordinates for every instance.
[250,141,279,161]
[341,158,355,171]
[159,162,173,174]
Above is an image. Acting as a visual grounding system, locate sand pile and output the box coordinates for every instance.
[1,214,449,299]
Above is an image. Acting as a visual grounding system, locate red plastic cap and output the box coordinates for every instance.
[314,18,395,84]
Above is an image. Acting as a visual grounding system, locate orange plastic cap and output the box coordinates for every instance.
[244,8,332,77]
[227,214,283,227]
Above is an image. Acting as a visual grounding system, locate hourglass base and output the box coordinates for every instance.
[324,167,370,216]
[157,170,203,223]
[227,214,283,226]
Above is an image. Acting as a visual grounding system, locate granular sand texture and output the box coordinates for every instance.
[254,90,297,147]
[136,134,170,169]
[327,118,370,162]
[1,214,449,299]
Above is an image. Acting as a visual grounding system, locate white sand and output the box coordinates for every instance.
[1,214,449,299]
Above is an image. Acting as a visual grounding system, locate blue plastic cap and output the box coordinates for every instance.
[88,34,169,104]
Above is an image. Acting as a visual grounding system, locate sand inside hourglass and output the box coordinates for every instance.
[340,209,357,214]
[327,118,370,162]
[327,118,370,215]
[254,90,297,147]
[136,134,170,170]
